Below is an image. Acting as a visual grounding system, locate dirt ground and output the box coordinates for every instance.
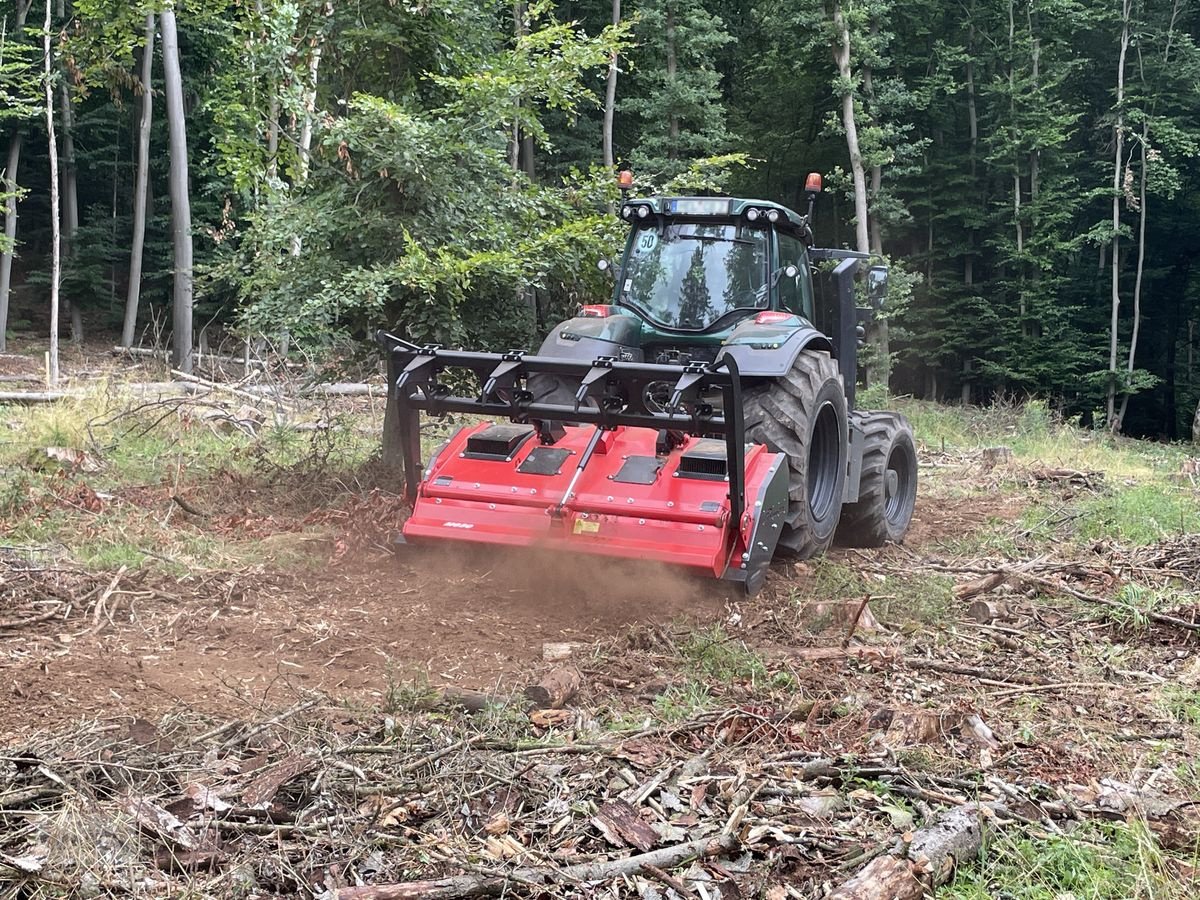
[0,494,1012,740]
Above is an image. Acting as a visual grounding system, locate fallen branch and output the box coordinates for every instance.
[335,833,739,900]
[902,657,1044,686]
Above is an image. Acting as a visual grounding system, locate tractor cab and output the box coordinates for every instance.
[610,197,817,334]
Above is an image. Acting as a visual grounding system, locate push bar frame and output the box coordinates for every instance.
[378,331,749,530]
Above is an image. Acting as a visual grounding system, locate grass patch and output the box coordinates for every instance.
[0,385,387,576]
[798,560,954,627]
[653,680,716,721]
[677,625,768,685]
[945,821,1179,899]
[1075,485,1200,546]
[1160,685,1200,728]
[895,396,1191,482]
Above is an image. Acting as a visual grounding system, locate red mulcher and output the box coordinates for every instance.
[377,347,790,595]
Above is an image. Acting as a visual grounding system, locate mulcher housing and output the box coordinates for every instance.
[380,180,917,595]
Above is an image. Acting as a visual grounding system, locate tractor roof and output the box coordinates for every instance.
[629,196,808,231]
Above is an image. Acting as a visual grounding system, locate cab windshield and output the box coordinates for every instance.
[620,222,769,330]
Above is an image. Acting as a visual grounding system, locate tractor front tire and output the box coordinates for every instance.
[836,412,917,547]
[743,350,848,559]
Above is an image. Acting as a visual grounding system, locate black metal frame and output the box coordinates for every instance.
[378,331,748,529]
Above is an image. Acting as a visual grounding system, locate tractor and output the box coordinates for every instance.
[379,173,917,595]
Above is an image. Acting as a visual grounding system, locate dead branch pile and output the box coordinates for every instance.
[0,690,1196,899]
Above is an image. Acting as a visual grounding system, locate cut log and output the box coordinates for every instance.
[523,667,580,709]
[827,804,995,899]
[0,391,73,403]
[335,833,738,900]
[966,599,1012,624]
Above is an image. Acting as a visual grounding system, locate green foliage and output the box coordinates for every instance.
[620,0,732,180]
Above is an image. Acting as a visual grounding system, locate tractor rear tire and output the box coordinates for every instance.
[742,350,848,559]
[836,412,917,547]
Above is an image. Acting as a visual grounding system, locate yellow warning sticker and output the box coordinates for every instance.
[573,518,600,535]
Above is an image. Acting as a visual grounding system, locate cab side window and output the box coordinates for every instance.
[776,233,813,319]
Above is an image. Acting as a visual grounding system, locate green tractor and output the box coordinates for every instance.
[380,174,917,594]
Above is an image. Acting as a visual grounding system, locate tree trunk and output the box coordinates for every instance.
[160,1,193,374]
[1107,0,1131,429]
[0,1,33,353]
[55,0,80,344]
[43,0,60,385]
[121,12,155,349]
[1115,128,1148,432]
[0,131,23,353]
[601,0,620,171]
[832,1,869,256]
[666,2,678,157]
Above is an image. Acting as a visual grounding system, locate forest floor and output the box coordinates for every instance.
[1,339,1200,898]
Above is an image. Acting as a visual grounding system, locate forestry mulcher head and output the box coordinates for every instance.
[376,340,790,595]
[379,176,918,596]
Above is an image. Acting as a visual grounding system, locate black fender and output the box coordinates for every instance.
[535,314,644,363]
[716,317,833,378]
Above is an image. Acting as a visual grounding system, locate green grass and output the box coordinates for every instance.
[945,821,1182,900]
[797,559,954,626]
[896,396,1191,482]
[653,680,715,721]
[0,384,385,576]
[1075,485,1200,546]
[677,625,769,684]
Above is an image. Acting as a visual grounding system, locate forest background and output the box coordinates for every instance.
[0,0,1198,437]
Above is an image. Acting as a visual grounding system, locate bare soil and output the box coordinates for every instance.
[0,494,1006,740]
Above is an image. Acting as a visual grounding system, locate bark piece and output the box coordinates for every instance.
[523,667,580,709]
[241,754,314,806]
[122,795,200,850]
[542,641,585,662]
[592,799,659,852]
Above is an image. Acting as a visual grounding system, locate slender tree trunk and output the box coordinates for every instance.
[121,12,154,348]
[601,0,620,170]
[160,1,192,374]
[55,0,80,343]
[666,2,678,157]
[255,0,280,180]
[964,1,978,289]
[0,132,22,353]
[43,0,59,384]
[1107,0,1131,429]
[294,26,324,188]
[0,0,34,352]
[1115,129,1148,431]
[832,1,868,256]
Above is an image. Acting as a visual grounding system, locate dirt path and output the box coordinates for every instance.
[0,494,1015,739]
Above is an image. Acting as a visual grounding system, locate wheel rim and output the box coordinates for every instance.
[807,400,840,522]
[884,440,915,522]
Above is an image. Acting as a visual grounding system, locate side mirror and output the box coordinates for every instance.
[866,265,889,308]
[783,264,799,279]
[597,258,611,273]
